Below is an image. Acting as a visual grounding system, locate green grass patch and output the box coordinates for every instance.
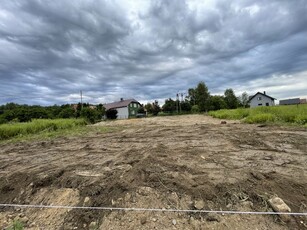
[244,114,276,123]
[7,219,24,230]
[209,104,307,126]
[208,108,249,119]
[0,119,87,140]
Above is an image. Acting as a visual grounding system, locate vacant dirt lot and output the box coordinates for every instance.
[0,115,306,229]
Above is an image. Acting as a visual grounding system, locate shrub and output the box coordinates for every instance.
[106,109,118,119]
[191,105,199,113]
[80,108,101,123]
[58,107,75,118]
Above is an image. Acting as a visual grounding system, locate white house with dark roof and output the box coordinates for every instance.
[104,98,141,119]
[248,91,276,108]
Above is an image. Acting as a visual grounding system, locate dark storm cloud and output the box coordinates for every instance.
[0,0,307,105]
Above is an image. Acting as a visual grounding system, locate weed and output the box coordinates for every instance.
[0,119,87,140]
[6,219,24,230]
[209,104,307,126]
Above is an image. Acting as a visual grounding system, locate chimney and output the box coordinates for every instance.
[263,91,266,95]
[120,98,123,101]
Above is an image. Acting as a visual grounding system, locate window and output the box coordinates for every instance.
[257,97,262,100]
[258,103,262,106]
[266,103,269,106]
[131,110,135,115]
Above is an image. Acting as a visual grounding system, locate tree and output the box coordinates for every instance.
[208,95,227,111]
[145,103,153,114]
[162,98,177,113]
[180,101,192,112]
[14,108,32,122]
[97,104,106,116]
[187,88,196,105]
[137,106,146,114]
[58,107,75,118]
[145,101,160,115]
[80,107,101,123]
[152,100,160,116]
[238,92,249,108]
[224,88,239,109]
[195,82,210,112]
[105,109,118,119]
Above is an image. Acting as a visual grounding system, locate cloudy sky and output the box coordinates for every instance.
[1,0,307,105]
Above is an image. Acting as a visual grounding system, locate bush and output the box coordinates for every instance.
[58,107,75,118]
[80,108,101,123]
[191,105,199,113]
[137,107,146,114]
[106,109,118,119]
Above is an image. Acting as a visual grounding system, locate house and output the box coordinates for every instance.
[103,98,142,119]
[248,91,276,108]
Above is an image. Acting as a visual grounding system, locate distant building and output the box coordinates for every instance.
[104,98,141,119]
[279,98,307,105]
[71,104,96,110]
[248,91,276,108]
[279,98,300,105]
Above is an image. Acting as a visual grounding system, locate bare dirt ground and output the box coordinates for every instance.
[0,115,306,229]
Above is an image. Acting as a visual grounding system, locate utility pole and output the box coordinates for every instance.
[179,93,182,114]
[177,92,186,114]
[176,93,179,113]
[80,90,83,109]
[181,93,185,102]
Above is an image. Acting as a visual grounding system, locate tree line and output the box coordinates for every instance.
[0,103,105,124]
[144,81,249,115]
[0,81,249,123]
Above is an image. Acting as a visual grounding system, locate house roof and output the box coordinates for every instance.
[248,92,276,102]
[103,99,140,110]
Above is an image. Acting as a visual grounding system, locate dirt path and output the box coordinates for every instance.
[0,115,306,229]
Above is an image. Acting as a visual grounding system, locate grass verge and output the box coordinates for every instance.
[209,104,307,126]
[0,119,121,143]
[0,119,87,140]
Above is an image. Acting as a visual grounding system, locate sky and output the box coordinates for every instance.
[0,0,307,106]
